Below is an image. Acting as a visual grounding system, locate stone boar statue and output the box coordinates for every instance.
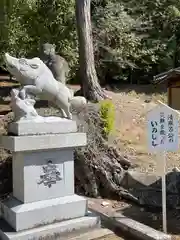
[5,53,87,119]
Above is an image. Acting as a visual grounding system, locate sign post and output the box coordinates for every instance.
[147,101,179,233]
[162,151,167,233]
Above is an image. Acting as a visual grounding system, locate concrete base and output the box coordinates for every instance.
[8,117,77,136]
[0,195,87,231]
[0,132,86,152]
[0,212,100,240]
[66,228,114,240]
[12,149,75,203]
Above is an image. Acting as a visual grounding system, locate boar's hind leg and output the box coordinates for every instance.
[54,98,72,120]
[60,104,72,120]
[59,108,68,118]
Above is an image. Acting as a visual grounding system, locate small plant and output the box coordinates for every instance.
[99,99,115,138]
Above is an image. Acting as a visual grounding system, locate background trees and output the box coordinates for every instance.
[0,0,180,85]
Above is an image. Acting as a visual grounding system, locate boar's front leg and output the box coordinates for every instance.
[20,85,42,99]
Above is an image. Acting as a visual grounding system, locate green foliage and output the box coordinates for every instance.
[92,0,180,83]
[1,0,180,83]
[91,1,168,83]
[99,100,115,137]
[122,0,180,72]
[92,3,142,82]
[0,0,78,77]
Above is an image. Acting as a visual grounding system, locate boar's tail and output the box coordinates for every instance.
[69,96,87,112]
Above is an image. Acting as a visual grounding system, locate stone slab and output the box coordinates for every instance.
[125,170,160,188]
[0,132,87,152]
[0,212,100,240]
[113,212,171,240]
[8,117,77,136]
[120,170,161,190]
[12,149,74,203]
[0,194,87,231]
[67,228,113,240]
[90,208,171,240]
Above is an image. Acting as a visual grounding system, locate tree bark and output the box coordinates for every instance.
[75,0,107,102]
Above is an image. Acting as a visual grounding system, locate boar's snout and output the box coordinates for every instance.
[4,53,18,68]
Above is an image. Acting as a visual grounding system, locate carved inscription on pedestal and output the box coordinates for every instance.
[38,160,62,188]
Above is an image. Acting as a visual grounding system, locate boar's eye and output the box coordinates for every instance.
[30,64,39,69]
[19,58,27,65]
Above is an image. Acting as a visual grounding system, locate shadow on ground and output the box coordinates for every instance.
[121,204,180,235]
[105,83,167,95]
[120,170,180,235]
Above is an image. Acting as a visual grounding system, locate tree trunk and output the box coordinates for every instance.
[0,0,9,50]
[174,35,180,68]
[74,105,138,203]
[75,0,107,102]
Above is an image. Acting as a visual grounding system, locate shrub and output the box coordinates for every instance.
[92,2,142,84]
[99,99,115,137]
[0,0,78,79]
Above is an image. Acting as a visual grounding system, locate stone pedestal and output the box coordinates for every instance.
[0,118,100,239]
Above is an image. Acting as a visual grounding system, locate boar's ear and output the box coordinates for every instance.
[30,63,39,69]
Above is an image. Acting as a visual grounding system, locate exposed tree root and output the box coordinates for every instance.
[74,103,138,203]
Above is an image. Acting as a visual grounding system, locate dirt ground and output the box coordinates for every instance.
[106,84,180,174]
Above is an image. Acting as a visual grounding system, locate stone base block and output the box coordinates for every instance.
[12,149,75,203]
[8,117,77,136]
[0,133,86,151]
[0,195,87,232]
[0,212,100,240]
